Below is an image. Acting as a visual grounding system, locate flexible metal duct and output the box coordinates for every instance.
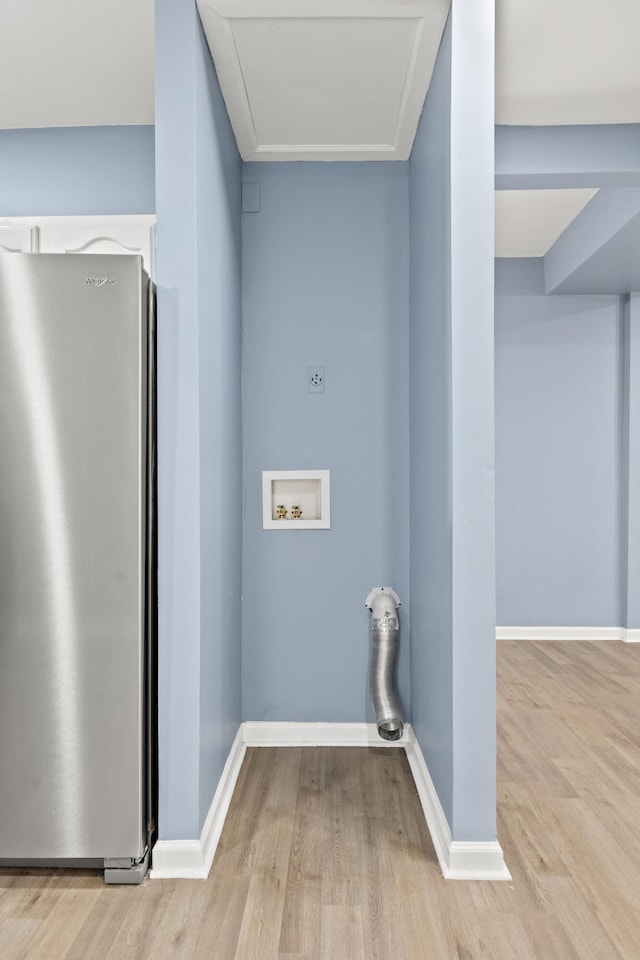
[366,587,403,741]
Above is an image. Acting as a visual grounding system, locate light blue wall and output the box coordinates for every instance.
[155,0,241,838]
[448,0,496,842]
[495,259,623,628]
[194,22,243,830]
[495,124,640,190]
[544,188,640,295]
[0,126,155,214]
[409,17,453,825]
[622,294,640,629]
[241,163,410,724]
[409,0,496,842]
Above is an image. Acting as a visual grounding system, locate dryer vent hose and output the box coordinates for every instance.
[365,588,403,742]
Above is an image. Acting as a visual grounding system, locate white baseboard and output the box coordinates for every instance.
[497,626,626,642]
[242,720,408,747]
[623,628,640,643]
[148,838,204,879]
[150,725,246,880]
[404,729,511,881]
[150,721,509,883]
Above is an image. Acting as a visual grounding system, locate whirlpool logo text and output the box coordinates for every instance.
[85,277,116,288]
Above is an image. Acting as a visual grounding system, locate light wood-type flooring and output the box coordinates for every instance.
[1,640,640,959]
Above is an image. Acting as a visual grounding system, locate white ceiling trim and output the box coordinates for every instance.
[197,0,450,162]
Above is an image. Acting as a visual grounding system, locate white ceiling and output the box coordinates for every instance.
[0,0,638,255]
[495,0,640,125]
[0,0,155,129]
[1,0,638,133]
[495,189,598,258]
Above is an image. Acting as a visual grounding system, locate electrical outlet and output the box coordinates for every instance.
[308,366,325,393]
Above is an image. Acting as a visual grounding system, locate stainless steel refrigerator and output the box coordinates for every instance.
[0,254,156,883]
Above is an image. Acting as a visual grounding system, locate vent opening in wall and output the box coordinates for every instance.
[262,470,330,529]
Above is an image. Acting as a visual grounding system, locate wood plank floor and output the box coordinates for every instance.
[2,640,640,959]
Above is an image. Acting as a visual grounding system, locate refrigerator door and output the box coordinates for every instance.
[0,254,149,861]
